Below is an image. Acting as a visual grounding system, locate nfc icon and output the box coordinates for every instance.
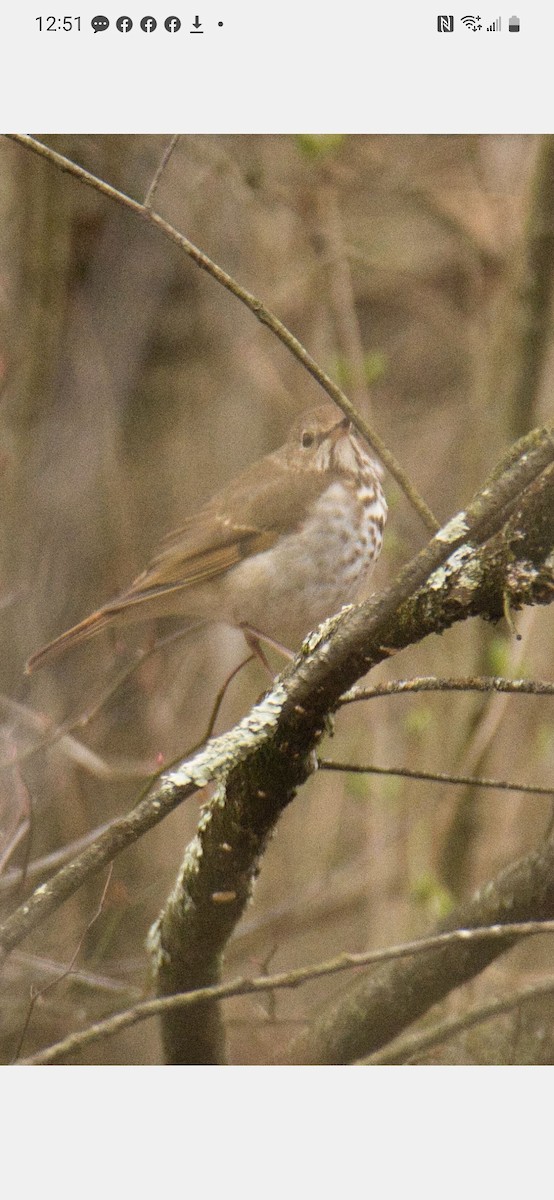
[437,15,454,32]
[116,16,133,32]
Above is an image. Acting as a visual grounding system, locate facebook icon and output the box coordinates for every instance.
[116,16,133,31]
[140,15,157,31]
[165,15,181,32]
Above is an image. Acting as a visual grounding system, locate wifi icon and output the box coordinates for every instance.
[461,14,482,29]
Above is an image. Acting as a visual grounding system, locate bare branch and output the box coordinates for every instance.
[19,919,554,1065]
[0,822,113,897]
[320,758,554,799]
[340,674,554,705]
[1,425,552,1057]
[363,978,554,1065]
[150,434,554,1063]
[0,820,30,877]
[316,176,375,413]
[285,834,554,1064]
[4,134,439,533]
[12,865,114,1060]
[144,134,180,208]
[10,951,140,998]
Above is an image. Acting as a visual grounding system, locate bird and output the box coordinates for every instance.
[26,404,387,673]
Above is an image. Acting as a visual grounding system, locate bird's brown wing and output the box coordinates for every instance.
[122,525,276,603]
[25,443,329,672]
[118,455,326,607]
[25,516,279,672]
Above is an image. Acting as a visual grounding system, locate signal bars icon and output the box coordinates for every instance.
[436,13,520,34]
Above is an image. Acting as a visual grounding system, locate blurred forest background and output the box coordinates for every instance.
[0,134,553,1065]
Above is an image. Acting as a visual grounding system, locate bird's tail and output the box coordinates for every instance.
[25,606,120,674]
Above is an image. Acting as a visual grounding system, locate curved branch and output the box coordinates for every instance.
[150,430,554,1063]
[1,427,552,1056]
[340,674,554,704]
[363,977,554,1065]
[19,919,554,1065]
[286,832,554,1064]
[319,759,554,799]
[4,134,438,533]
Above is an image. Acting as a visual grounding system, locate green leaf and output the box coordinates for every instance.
[404,705,434,736]
[411,871,454,919]
[295,134,345,159]
[485,635,511,676]
[364,351,387,385]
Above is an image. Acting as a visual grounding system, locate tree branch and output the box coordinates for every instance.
[286,832,554,1064]
[319,758,554,799]
[340,674,554,705]
[18,919,554,1065]
[1,426,552,1057]
[149,428,554,1063]
[4,134,438,533]
[363,977,554,1065]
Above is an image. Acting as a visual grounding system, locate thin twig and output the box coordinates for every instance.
[319,759,554,799]
[1,430,552,965]
[19,919,554,1065]
[340,674,554,705]
[182,653,255,757]
[0,821,114,896]
[437,611,537,891]
[144,135,180,208]
[5,134,439,533]
[0,624,208,775]
[0,821,30,877]
[10,950,141,998]
[317,178,373,412]
[362,977,554,1065]
[12,864,114,1060]
[0,693,125,776]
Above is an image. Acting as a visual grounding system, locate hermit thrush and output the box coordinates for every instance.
[26,405,387,672]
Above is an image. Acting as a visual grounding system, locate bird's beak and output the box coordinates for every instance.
[330,416,351,442]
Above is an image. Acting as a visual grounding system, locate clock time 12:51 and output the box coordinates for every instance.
[35,16,81,31]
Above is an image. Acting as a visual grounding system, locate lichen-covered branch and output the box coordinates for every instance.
[285,831,554,1064]
[1,426,551,1055]
[341,675,554,704]
[0,689,289,964]
[150,428,554,1064]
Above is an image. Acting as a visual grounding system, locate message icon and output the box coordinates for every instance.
[91,14,109,32]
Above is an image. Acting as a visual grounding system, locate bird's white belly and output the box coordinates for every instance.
[222,480,385,649]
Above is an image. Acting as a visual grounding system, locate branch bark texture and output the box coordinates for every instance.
[149,427,554,1063]
[286,832,554,1063]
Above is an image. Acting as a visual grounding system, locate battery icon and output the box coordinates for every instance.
[509,15,520,31]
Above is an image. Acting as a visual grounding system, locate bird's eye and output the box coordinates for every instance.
[301,431,315,449]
